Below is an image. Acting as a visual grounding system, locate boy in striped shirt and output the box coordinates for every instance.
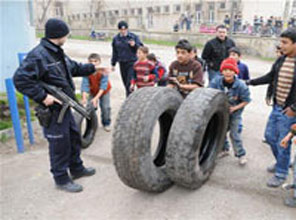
[130,46,157,92]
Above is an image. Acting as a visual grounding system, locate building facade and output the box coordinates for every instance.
[34,0,296,32]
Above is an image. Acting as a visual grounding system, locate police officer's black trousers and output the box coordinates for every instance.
[119,61,135,97]
[43,109,84,185]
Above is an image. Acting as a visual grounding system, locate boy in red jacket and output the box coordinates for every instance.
[81,53,112,132]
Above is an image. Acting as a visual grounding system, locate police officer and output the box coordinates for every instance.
[13,18,100,193]
[111,21,143,97]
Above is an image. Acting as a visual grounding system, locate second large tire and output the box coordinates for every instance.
[112,87,183,192]
[166,88,229,189]
[73,105,98,149]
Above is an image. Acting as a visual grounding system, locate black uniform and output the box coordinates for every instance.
[13,38,95,185]
[111,32,143,96]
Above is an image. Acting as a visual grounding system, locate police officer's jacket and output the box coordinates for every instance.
[111,32,143,66]
[13,38,95,104]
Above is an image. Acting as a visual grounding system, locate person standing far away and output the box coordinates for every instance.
[202,24,236,84]
[111,20,143,97]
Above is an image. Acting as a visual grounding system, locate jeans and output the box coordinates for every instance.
[238,117,243,133]
[265,105,296,179]
[91,93,111,127]
[223,111,246,157]
[99,93,111,127]
[208,69,220,83]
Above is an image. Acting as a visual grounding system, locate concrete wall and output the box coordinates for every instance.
[67,28,278,58]
[0,0,36,92]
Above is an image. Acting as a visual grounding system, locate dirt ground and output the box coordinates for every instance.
[1,39,295,220]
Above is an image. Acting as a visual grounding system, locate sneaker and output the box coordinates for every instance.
[72,167,96,180]
[266,176,285,188]
[103,126,111,132]
[282,183,296,190]
[218,150,230,158]
[56,181,83,193]
[262,139,268,144]
[239,156,247,166]
[267,164,276,173]
[284,197,296,208]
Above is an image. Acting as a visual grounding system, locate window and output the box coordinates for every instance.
[220,2,226,9]
[77,14,80,20]
[155,6,161,13]
[147,7,153,13]
[174,4,181,13]
[195,4,201,11]
[209,2,215,10]
[138,8,142,15]
[114,10,119,16]
[123,9,128,15]
[95,13,99,18]
[83,13,87,19]
[185,5,190,11]
[196,11,202,23]
[108,11,113,16]
[209,10,214,23]
[131,8,135,15]
[164,5,170,13]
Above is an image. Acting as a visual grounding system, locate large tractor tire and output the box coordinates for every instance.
[112,87,183,192]
[73,104,98,149]
[166,88,229,190]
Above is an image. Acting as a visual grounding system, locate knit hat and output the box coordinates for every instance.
[45,18,70,39]
[220,57,239,74]
[118,20,128,29]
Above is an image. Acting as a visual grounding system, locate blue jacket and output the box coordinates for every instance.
[13,38,95,103]
[237,61,250,81]
[210,75,251,114]
[111,32,143,66]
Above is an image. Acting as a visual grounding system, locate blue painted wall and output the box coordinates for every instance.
[0,0,36,92]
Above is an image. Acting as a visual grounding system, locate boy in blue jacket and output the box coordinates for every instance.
[210,57,251,165]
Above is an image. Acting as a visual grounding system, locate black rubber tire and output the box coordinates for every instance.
[73,105,98,149]
[112,87,183,192]
[166,88,229,190]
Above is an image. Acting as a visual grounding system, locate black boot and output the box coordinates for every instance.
[72,167,96,180]
[56,181,83,193]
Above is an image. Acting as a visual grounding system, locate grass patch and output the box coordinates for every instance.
[0,93,36,131]
[0,121,12,130]
[259,56,276,62]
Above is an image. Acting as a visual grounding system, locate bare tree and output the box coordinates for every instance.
[37,0,53,26]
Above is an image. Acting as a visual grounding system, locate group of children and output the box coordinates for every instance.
[81,39,295,207]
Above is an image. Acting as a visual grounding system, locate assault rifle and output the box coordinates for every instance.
[40,82,90,123]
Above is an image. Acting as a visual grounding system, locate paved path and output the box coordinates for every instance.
[1,39,295,220]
